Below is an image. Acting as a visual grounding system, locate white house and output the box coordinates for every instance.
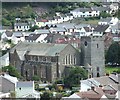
[14,22,30,31]
[98,17,119,26]
[70,6,110,18]
[11,32,25,44]
[15,81,40,98]
[49,27,67,35]
[1,31,13,41]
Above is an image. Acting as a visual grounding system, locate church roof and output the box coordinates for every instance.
[10,42,68,57]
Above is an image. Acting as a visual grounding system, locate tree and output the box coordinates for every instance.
[2,65,21,78]
[100,12,111,18]
[40,91,52,100]
[32,75,40,81]
[106,42,120,65]
[64,66,88,88]
[28,25,39,32]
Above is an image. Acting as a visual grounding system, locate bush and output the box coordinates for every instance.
[2,65,21,78]
[32,75,40,81]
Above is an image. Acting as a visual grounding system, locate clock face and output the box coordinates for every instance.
[84,41,87,46]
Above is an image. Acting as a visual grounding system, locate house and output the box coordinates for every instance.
[11,32,25,44]
[74,24,93,36]
[0,53,9,67]
[49,27,67,35]
[14,22,30,32]
[98,17,119,26]
[1,31,13,41]
[9,42,80,82]
[93,25,111,34]
[70,6,110,18]
[25,33,47,43]
[70,7,95,18]
[34,29,50,34]
[15,81,40,98]
[35,17,48,27]
[0,73,18,93]
[62,87,108,100]
[56,23,75,35]
[102,2,119,14]
[80,74,119,92]
[54,16,63,24]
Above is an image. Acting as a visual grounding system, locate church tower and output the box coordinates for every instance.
[81,36,105,78]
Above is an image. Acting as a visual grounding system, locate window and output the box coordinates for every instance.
[84,41,88,46]
[97,67,99,71]
[71,55,73,64]
[97,44,99,48]
[69,54,70,65]
[34,66,37,75]
[74,55,76,65]
[65,55,68,65]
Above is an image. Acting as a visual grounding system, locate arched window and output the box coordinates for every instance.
[97,44,99,48]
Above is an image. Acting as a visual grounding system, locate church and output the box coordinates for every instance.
[9,35,105,82]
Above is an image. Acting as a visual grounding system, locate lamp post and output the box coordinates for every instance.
[55,53,59,78]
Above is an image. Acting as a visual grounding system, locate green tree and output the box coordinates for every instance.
[28,25,39,32]
[32,75,40,81]
[64,66,88,88]
[106,42,120,65]
[2,18,11,26]
[40,91,53,100]
[2,65,21,78]
[100,12,111,18]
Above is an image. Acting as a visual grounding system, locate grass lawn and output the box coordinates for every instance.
[81,20,99,25]
[105,66,120,74]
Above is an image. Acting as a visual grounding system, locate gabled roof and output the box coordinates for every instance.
[10,42,68,56]
[84,27,92,32]
[34,29,50,34]
[50,27,66,32]
[72,7,92,12]
[5,31,13,37]
[14,23,29,26]
[94,25,109,32]
[76,87,105,100]
[17,81,34,88]
[13,32,23,37]
[56,23,75,29]
[25,34,41,41]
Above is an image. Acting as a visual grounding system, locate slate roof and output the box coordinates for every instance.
[94,25,109,32]
[84,27,92,32]
[75,24,90,29]
[50,27,66,32]
[72,8,92,12]
[92,6,110,12]
[13,32,23,37]
[14,23,29,26]
[56,23,75,29]
[99,17,112,23]
[10,42,68,56]
[17,81,33,88]
[93,76,116,85]
[25,34,41,41]
[5,31,13,37]
[34,29,50,34]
